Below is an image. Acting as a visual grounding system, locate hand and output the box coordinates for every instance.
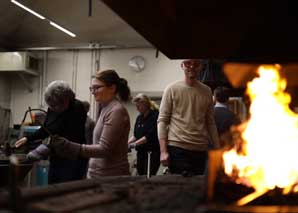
[49,135,67,148]
[15,137,28,148]
[49,135,81,160]
[128,143,136,150]
[127,143,136,153]
[160,151,170,167]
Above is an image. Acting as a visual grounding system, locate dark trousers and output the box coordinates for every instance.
[136,150,160,175]
[48,158,88,184]
[168,146,207,175]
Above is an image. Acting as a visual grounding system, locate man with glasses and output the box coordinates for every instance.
[158,59,220,175]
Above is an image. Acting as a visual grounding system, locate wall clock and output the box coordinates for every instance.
[128,56,145,72]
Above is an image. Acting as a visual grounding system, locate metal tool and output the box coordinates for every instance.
[28,107,53,137]
[147,151,152,179]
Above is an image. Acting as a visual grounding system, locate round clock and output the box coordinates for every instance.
[128,56,145,72]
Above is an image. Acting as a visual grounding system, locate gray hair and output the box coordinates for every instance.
[44,80,75,106]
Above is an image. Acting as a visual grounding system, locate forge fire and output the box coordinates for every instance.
[222,65,298,205]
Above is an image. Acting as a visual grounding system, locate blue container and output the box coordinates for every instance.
[36,160,49,186]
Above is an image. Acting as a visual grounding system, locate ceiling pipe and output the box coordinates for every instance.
[13,45,152,51]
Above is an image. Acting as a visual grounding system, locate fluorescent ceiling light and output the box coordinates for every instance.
[11,0,76,38]
[11,0,45,20]
[50,21,76,37]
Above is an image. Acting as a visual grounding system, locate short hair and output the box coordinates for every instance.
[214,87,229,103]
[44,80,75,106]
[132,93,159,111]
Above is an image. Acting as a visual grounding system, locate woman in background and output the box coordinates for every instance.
[50,69,131,178]
[128,93,160,175]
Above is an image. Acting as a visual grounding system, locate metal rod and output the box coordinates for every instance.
[28,107,34,124]
[236,189,268,206]
[147,151,152,179]
[28,108,53,137]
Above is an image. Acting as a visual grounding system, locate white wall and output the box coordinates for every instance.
[10,48,183,126]
[100,48,183,92]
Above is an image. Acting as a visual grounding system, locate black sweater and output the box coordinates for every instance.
[27,99,87,184]
[134,109,160,153]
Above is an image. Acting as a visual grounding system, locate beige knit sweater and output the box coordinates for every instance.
[158,80,219,151]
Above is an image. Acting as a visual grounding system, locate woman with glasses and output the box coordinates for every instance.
[50,69,131,178]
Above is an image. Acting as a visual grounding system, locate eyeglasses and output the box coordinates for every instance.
[182,60,201,68]
[89,85,105,92]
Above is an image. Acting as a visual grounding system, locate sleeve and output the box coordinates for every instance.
[144,111,158,142]
[157,85,173,140]
[75,102,88,144]
[81,108,128,158]
[205,92,220,149]
[133,116,139,137]
[85,117,95,145]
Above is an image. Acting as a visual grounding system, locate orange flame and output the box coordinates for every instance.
[223,65,298,195]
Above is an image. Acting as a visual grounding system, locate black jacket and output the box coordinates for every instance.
[28,99,87,184]
[214,106,240,136]
[134,109,160,153]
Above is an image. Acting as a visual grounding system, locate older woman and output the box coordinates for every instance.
[51,69,131,178]
[128,93,160,175]
[15,80,88,184]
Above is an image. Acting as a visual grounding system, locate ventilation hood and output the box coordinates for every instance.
[0,52,39,76]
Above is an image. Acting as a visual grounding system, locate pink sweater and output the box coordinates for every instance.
[81,99,130,178]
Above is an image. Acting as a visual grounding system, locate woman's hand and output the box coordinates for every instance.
[15,137,28,148]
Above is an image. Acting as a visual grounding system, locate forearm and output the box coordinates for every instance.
[81,143,110,158]
[159,138,168,153]
[134,136,147,146]
[128,136,136,144]
[51,136,110,159]
[159,138,170,167]
[209,126,220,149]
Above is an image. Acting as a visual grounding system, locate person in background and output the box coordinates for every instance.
[128,93,160,176]
[158,59,220,175]
[213,87,241,146]
[82,101,96,145]
[15,80,88,184]
[50,69,131,178]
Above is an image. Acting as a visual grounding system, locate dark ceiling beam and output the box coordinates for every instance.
[101,0,298,63]
[101,0,176,58]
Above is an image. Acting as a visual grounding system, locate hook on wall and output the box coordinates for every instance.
[88,0,92,17]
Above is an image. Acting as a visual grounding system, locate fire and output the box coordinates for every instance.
[223,65,298,197]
